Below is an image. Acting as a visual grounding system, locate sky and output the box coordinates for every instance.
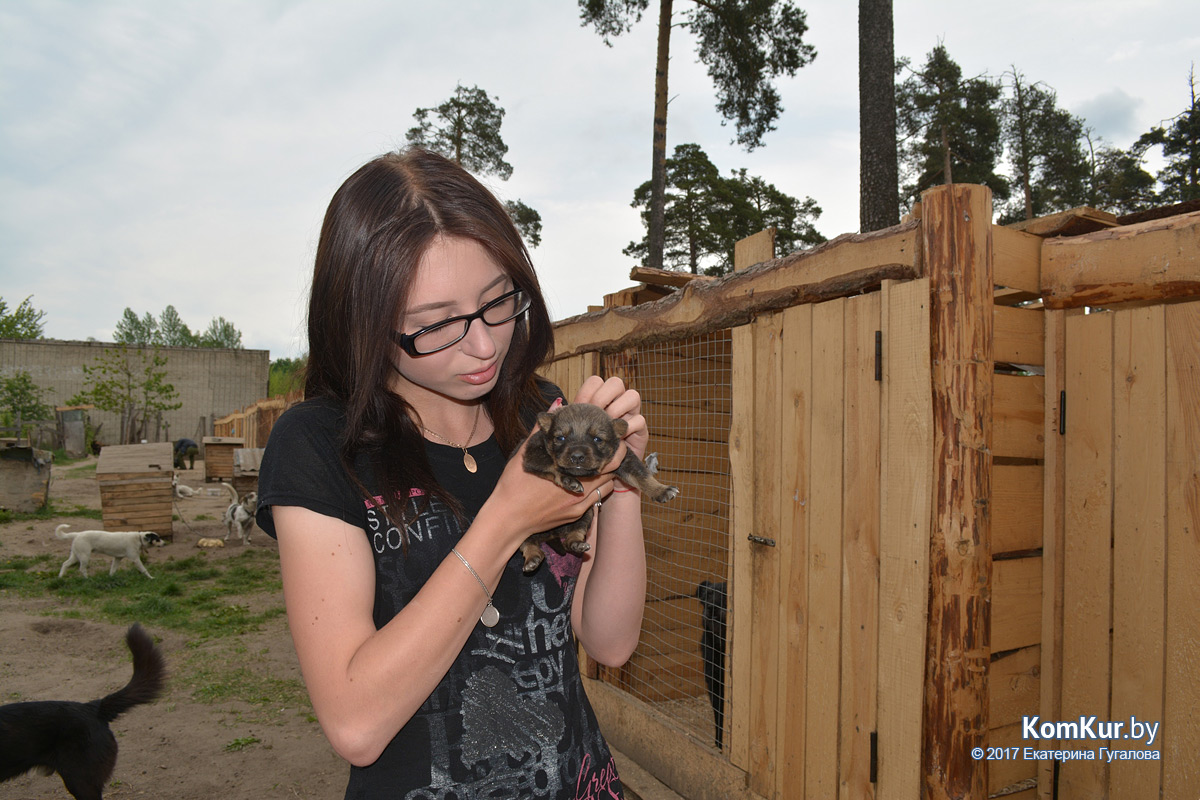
[2,1,1196,360]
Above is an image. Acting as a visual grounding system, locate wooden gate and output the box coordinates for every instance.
[1050,300,1200,798]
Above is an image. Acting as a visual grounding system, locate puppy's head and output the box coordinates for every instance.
[536,403,628,476]
[141,532,166,548]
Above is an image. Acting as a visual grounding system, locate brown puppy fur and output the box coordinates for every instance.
[521,403,679,573]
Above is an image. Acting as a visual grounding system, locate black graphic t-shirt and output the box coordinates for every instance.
[256,398,624,800]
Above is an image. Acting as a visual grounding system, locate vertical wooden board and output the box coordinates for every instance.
[728,322,755,771]
[876,278,932,800]
[992,224,1042,294]
[1110,306,1166,799]
[748,312,783,798]
[806,298,845,800]
[1061,311,1112,796]
[992,464,1044,555]
[1164,301,1200,798]
[777,302,812,796]
[1038,308,1068,799]
[839,293,881,800]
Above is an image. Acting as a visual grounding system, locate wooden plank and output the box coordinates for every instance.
[839,292,881,800]
[727,245,756,771]
[748,312,782,798]
[806,298,845,799]
[922,183,994,800]
[876,278,932,800]
[994,374,1045,460]
[1042,210,1200,309]
[1008,206,1118,237]
[1164,300,1200,798]
[551,223,921,359]
[988,723,1038,797]
[993,464,1043,555]
[777,301,812,796]
[584,679,759,800]
[989,645,1040,729]
[1037,309,1068,799]
[993,224,1042,294]
[1110,305,1166,799]
[991,557,1042,653]
[734,228,776,270]
[1061,310,1113,795]
[994,306,1045,367]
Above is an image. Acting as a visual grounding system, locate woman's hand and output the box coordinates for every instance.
[574,375,648,458]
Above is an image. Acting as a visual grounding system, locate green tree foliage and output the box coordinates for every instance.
[896,44,1008,208]
[999,70,1090,222]
[113,306,242,348]
[1137,67,1200,204]
[68,344,182,444]
[199,316,243,349]
[1085,135,1158,215]
[625,143,823,275]
[405,83,542,248]
[0,296,47,339]
[858,0,899,232]
[580,0,816,270]
[269,356,307,397]
[1,370,54,425]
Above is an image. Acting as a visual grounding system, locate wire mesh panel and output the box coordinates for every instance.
[601,330,733,752]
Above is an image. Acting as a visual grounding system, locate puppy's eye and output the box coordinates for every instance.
[555,435,566,443]
[593,436,603,445]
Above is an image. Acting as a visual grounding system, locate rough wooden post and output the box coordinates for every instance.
[921,184,994,799]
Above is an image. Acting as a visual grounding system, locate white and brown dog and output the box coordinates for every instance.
[55,525,164,579]
[220,483,257,544]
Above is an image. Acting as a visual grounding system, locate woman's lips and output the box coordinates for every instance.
[461,361,497,385]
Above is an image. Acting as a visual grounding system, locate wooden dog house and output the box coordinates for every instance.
[96,442,174,539]
[540,185,1199,800]
[201,436,244,482]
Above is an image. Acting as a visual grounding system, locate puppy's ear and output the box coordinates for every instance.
[611,418,629,438]
[537,412,555,434]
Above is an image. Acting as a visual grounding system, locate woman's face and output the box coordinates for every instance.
[389,235,518,409]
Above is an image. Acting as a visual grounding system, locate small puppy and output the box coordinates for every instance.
[0,623,166,800]
[56,525,164,579]
[171,474,198,498]
[521,402,679,573]
[221,483,258,543]
[696,579,728,750]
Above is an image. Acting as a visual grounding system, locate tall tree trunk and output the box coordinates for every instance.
[648,0,673,271]
[942,123,953,185]
[858,0,899,231]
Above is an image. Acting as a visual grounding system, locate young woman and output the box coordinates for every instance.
[256,149,646,799]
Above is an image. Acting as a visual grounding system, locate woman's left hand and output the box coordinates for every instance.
[574,375,648,458]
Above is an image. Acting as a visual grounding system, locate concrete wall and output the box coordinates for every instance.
[0,338,269,446]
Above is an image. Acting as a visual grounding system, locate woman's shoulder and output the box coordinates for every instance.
[267,397,347,447]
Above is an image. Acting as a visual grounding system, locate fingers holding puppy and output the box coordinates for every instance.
[575,376,648,455]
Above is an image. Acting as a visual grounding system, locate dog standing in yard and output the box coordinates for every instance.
[221,482,258,543]
[55,525,164,579]
[0,623,166,800]
[521,402,679,574]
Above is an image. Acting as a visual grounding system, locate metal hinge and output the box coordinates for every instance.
[875,331,882,381]
[1059,390,1066,435]
[747,534,776,547]
[870,731,878,782]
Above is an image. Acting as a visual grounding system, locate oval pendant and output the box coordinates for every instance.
[463,452,478,473]
[480,603,499,627]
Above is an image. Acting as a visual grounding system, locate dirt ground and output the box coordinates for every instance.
[0,459,348,799]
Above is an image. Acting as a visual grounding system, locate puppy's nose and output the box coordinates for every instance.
[567,450,588,465]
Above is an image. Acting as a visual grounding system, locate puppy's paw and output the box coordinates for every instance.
[652,485,680,503]
[522,553,546,574]
[557,476,584,494]
[566,540,591,555]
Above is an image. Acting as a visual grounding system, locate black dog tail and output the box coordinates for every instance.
[96,623,166,724]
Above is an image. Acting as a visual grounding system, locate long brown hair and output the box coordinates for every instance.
[304,148,555,524]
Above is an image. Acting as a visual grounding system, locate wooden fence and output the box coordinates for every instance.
[542,186,1200,800]
[212,391,301,448]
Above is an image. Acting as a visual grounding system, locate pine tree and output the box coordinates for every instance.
[580,0,816,270]
[858,0,899,231]
[1138,66,1200,204]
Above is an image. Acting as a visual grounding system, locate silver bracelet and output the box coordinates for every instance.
[451,547,499,628]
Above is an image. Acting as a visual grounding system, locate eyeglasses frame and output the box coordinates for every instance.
[391,288,531,356]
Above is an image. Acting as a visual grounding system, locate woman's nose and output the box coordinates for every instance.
[459,317,498,359]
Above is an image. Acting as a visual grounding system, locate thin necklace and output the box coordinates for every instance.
[422,404,482,473]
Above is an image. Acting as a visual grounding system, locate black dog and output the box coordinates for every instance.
[521,402,679,573]
[0,624,166,800]
[696,580,728,750]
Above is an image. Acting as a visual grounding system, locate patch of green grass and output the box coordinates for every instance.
[0,502,102,524]
[193,513,215,521]
[224,735,263,752]
[0,549,284,638]
[64,462,98,477]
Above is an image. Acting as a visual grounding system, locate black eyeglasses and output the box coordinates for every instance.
[391,288,531,356]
